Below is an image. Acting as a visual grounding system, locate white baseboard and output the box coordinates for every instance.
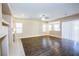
[17,34,45,39]
[17,34,61,39]
[49,35,61,38]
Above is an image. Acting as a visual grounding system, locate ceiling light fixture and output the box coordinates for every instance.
[41,14,50,21]
[40,14,47,21]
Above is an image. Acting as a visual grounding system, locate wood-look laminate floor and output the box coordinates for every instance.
[21,36,79,56]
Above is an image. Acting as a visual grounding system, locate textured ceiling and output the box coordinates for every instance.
[9,3,79,21]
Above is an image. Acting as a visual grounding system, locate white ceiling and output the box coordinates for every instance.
[9,3,79,21]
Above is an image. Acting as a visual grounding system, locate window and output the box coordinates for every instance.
[53,22,60,31]
[16,23,23,33]
[42,24,46,32]
[49,24,52,31]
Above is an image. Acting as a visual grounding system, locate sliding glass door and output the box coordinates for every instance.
[62,20,79,42]
[62,20,73,40]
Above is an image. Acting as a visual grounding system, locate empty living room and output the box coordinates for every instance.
[0,3,79,57]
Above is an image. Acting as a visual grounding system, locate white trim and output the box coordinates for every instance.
[17,34,45,39]
[17,34,61,39]
[49,35,61,38]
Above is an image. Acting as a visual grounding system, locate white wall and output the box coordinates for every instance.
[15,18,44,38]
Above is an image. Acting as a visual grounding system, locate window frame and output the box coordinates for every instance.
[16,23,23,33]
[53,21,60,31]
